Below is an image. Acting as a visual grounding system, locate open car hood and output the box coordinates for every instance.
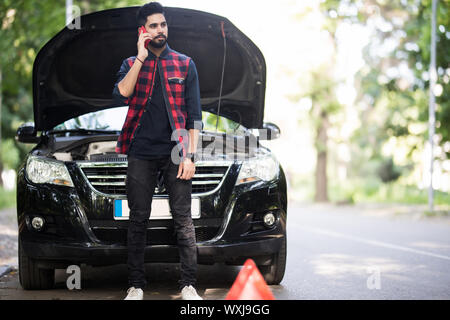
[33,6,266,131]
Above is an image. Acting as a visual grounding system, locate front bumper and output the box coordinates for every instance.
[17,156,288,268]
[21,235,285,268]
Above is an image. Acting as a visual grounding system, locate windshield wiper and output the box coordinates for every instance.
[46,129,121,135]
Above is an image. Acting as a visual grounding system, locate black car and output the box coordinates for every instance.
[15,6,287,290]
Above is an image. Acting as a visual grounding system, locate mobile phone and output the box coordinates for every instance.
[139,26,151,48]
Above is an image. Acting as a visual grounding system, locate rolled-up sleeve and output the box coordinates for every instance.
[184,59,203,131]
[112,59,131,106]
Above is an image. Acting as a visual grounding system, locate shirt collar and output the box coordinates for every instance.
[146,43,171,60]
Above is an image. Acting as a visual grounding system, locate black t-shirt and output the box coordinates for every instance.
[128,67,177,159]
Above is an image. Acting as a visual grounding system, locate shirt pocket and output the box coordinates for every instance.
[168,77,185,85]
[167,77,186,100]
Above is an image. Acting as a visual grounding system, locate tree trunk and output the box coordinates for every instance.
[0,68,3,187]
[315,111,328,202]
[0,162,3,187]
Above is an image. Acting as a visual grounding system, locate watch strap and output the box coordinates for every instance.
[185,152,196,163]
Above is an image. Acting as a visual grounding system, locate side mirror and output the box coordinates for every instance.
[258,122,281,140]
[16,122,40,144]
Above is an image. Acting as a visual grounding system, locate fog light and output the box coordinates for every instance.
[263,212,276,227]
[31,216,45,231]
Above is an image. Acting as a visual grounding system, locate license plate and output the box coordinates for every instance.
[113,198,200,220]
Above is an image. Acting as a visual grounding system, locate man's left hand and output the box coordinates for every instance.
[177,158,195,180]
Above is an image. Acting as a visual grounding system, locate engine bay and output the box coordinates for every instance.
[33,131,260,162]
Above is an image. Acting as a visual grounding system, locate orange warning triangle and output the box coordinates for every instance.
[225,259,275,300]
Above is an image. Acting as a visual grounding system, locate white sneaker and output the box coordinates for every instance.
[124,287,144,300]
[181,285,203,300]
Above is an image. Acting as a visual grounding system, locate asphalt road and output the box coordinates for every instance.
[0,203,449,300]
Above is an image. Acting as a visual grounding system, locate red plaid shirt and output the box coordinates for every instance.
[114,45,200,156]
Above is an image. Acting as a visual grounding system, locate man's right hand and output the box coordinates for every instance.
[137,30,151,61]
[118,30,151,98]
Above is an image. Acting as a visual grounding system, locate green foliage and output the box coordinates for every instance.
[0,1,66,169]
[321,0,449,187]
[202,112,245,134]
[0,138,20,170]
[0,0,146,173]
[315,0,450,206]
[329,177,450,206]
[0,186,15,210]
[356,0,450,150]
[376,158,401,183]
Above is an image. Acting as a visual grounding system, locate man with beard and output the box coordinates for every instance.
[112,2,203,300]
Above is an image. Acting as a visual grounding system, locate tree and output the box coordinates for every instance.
[307,70,342,202]
[0,0,143,183]
[320,0,449,194]
[288,2,344,202]
[0,0,66,185]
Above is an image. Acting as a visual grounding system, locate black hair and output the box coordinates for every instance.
[136,2,165,26]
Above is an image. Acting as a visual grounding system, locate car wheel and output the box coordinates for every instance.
[259,235,287,285]
[19,238,55,290]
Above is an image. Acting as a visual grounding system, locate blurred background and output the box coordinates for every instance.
[0,0,449,212]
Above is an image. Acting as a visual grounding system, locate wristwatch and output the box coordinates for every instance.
[185,152,196,163]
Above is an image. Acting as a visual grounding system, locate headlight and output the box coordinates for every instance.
[236,153,279,185]
[26,156,74,187]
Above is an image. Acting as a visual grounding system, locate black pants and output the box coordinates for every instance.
[126,155,197,290]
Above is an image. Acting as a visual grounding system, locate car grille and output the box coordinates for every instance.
[92,226,220,245]
[78,162,231,196]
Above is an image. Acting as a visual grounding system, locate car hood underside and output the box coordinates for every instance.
[33,6,266,132]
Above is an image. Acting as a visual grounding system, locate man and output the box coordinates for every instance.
[112,2,203,300]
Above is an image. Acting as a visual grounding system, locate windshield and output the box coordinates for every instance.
[201,111,248,135]
[52,107,128,132]
[52,107,248,135]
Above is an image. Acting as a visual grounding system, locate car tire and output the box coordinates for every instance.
[19,238,55,290]
[259,235,287,285]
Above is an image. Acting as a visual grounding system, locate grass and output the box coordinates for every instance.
[354,183,450,206]
[327,177,449,206]
[423,210,450,218]
[0,187,16,211]
[289,174,450,212]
